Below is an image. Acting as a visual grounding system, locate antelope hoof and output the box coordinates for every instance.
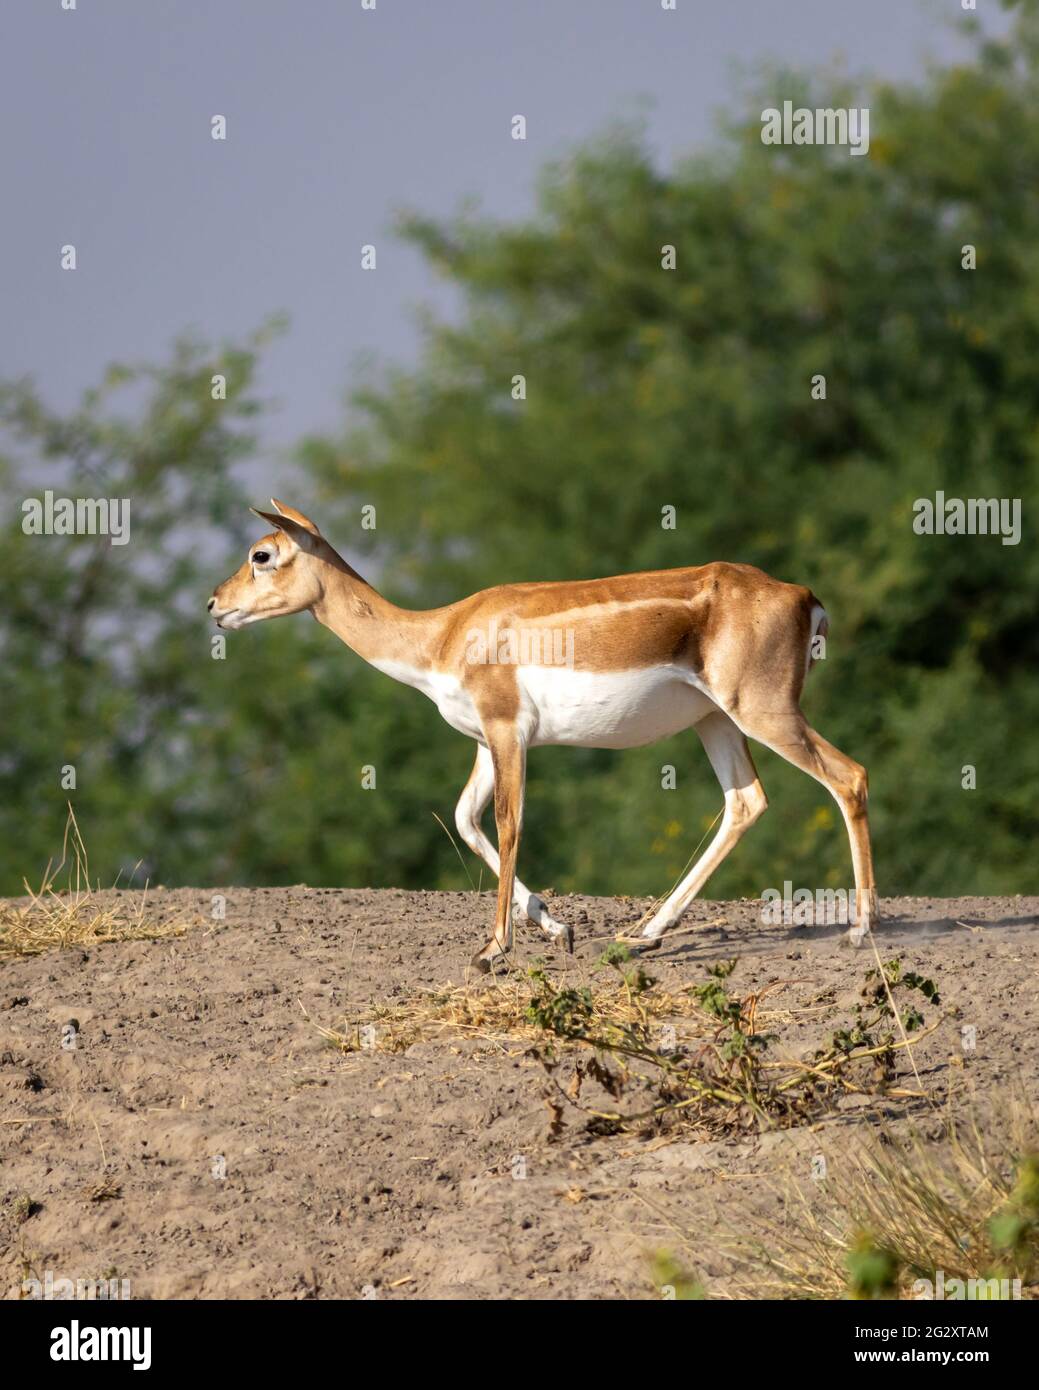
[527,895,573,953]
[470,942,507,973]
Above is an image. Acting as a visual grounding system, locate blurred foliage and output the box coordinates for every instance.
[2,4,1037,902]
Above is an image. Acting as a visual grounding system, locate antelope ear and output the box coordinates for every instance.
[270,498,320,535]
[250,508,318,550]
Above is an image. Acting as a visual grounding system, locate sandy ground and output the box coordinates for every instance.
[1,888,1036,1300]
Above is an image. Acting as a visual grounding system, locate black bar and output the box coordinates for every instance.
[9,1296,1031,1374]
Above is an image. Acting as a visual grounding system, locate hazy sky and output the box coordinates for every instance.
[1,0,989,490]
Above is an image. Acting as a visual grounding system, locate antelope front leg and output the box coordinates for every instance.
[454,745,572,951]
[470,726,526,974]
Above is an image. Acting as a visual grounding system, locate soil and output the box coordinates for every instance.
[1,888,1036,1300]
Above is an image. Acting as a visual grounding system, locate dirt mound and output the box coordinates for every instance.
[1,889,1035,1299]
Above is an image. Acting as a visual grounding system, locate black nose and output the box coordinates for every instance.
[207,597,216,612]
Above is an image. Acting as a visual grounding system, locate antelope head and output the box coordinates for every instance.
[208,499,329,630]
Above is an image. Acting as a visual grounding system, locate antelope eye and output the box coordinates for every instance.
[252,550,271,566]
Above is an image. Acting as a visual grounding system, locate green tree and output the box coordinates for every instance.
[301,2,1039,899]
[0,330,269,888]
[0,326,462,897]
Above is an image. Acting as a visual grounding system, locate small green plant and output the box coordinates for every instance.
[527,950,942,1138]
[648,1250,706,1301]
[846,1233,900,1300]
[526,967,595,1039]
[818,956,941,1089]
[829,959,940,1051]
[988,1153,1039,1272]
[693,958,777,1064]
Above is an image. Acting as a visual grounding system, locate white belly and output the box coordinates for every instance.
[368,657,717,749]
[520,665,717,749]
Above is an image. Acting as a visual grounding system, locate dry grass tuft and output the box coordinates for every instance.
[304,965,720,1056]
[0,805,187,960]
[723,1103,1039,1300]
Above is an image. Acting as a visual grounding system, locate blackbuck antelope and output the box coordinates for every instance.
[209,501,877,971]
